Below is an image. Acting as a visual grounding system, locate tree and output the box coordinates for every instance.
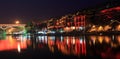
[25,21,35,33]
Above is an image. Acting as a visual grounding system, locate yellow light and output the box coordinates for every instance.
[71,26,75,30]
[15,20,20,24]
[17,43,21,53]
[98,26,103,32]
[92,25,95,28]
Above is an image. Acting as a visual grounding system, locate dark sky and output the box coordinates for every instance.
[0,0,109,24]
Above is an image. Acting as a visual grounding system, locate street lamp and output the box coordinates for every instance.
[15,20,20,24]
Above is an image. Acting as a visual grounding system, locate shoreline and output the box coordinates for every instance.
[32,31,120,36]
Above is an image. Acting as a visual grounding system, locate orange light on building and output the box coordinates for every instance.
[116,25,120,31]
[98,26,104,32]
[104,25,111,31]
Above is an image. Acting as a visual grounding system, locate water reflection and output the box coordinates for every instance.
[35,35,120,58]
[87,35,120,59]
[36,36,87,56]
[88,35,120,48]
[0,35,29,52]
[0,35,120,59]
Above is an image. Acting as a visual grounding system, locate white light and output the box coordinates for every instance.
[38,31,46,34]
[71,27,75,30]
[80,40,83,44]
[60,30,64,33]
[73,39,75,44]
[17,43,21,53]
[67,39,69,44]
[112,35,114,40]
[15,20,20,24]
[60,36,63,42]
[45,36,48,44]
[79,27,84,30]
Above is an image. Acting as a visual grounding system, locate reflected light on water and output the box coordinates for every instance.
[98,36,104,44]
[90,36,97,45]
[1,35,120,58]
[0,35,28,51]
[116,35,120,44]
[46,36,87,56]
[104,36,111,44]
[17,43,21,53]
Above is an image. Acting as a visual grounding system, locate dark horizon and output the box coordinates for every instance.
[0,0,111,24]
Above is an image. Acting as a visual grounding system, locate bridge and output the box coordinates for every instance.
[0,24,26,34]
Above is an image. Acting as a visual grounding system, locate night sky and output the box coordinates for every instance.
[0,0,109,24]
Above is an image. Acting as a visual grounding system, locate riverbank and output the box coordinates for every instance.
[33,31,120,36]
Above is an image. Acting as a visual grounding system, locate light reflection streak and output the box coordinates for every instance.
[0,35,29,52]
[47,36,86,56]
[31,35,120,57]
[17,43,21,52]
[36,36,87,56]
[98,36,104,44]
[89,35,120,48]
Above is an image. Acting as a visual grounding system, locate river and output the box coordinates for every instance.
[0,35,120,59]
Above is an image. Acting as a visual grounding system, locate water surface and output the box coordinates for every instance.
[0,35,120,59]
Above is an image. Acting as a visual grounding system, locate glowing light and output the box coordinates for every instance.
[38,31,47,34]
[47,31,55,34]
[0,36,27,51]
[49,36,55,40]
[101,6,120,13]
[80,39,83,44]
[71,26,75,30]
[89,25,96,32]
[64,27,71,32]
[116,25,120,31]
[60,36,63,42]
[17,43,21,53]
[98,26,103,32]
[15,20,20,24]
[104,36,110,44]
[104,25,111,31]
[117,36,120,44]
[98,36,103,44]
[79,27,83,30]
[90,36,97,44]
[72,37,75,44]
[67,39,69,44]
[112,35,115,40]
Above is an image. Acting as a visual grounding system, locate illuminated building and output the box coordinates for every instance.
[73,13,86,31]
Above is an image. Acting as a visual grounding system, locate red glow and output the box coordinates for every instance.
[115,7,120,10]
[74,15,86,27]
[101,9,108,13]
[53,37,86,56]
[0,39,27,51]
[101,6,120,13]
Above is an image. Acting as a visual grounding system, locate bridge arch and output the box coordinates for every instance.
[0,28,4,34]
[0,24,26,34]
